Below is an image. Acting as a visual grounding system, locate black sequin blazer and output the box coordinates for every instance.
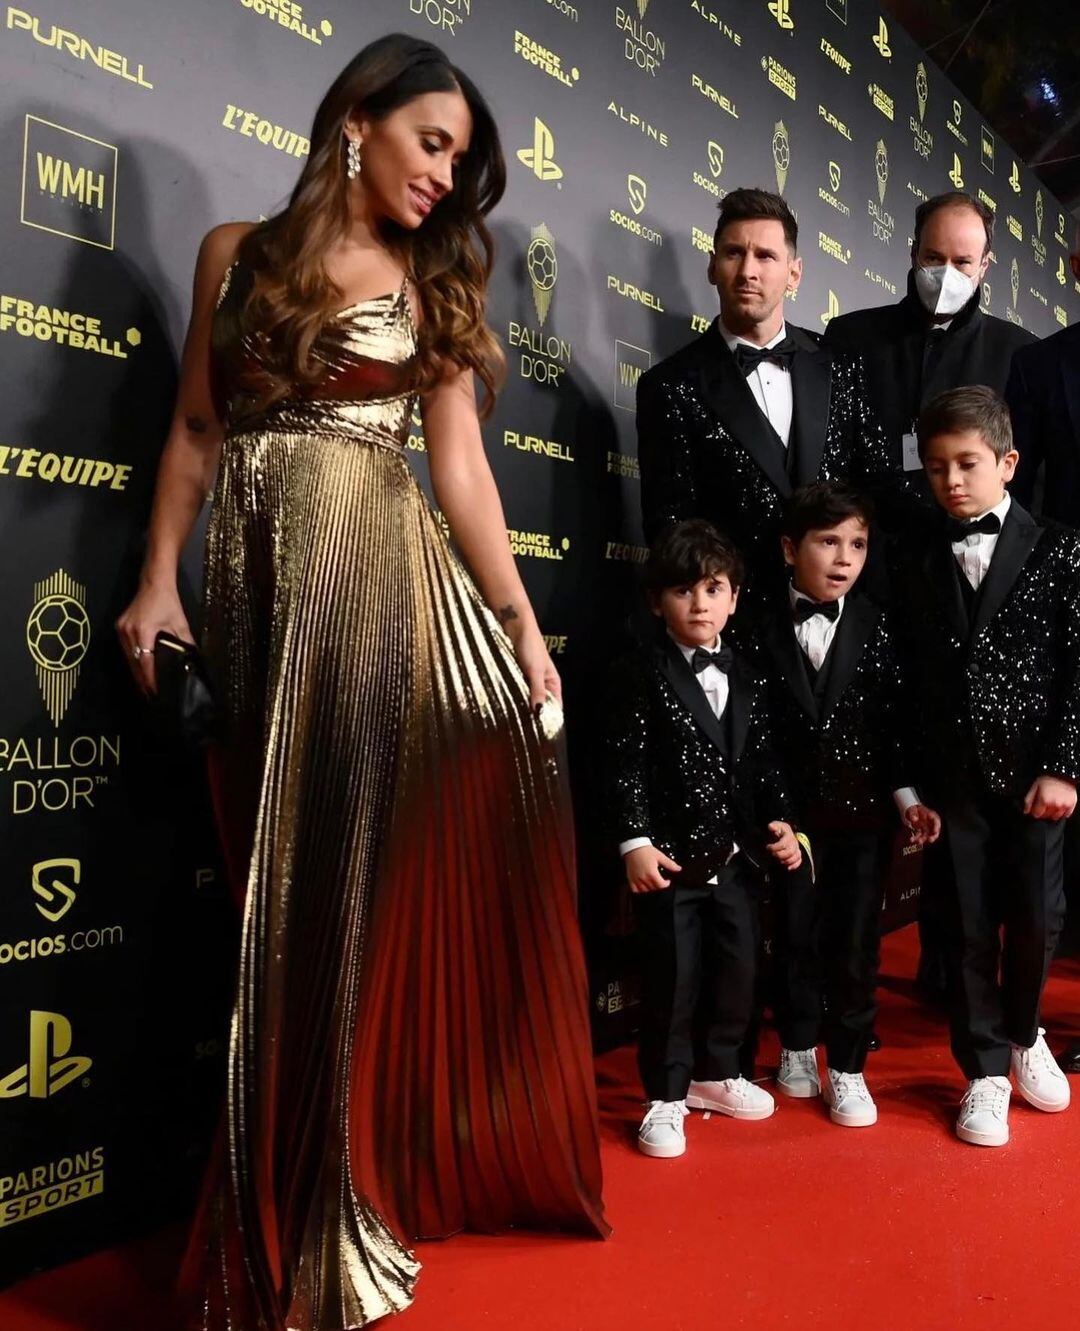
[636,320,890,592]
[741,593,910,831]
[603,635,796,882]
[894,500,1080,800]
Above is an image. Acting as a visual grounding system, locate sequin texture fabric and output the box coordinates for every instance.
[893,504,1080,799]
[183,273,607,1331]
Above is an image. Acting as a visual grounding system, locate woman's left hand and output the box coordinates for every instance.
[511,626,562,708]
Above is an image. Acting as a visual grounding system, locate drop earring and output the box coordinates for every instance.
[346,138,362,180]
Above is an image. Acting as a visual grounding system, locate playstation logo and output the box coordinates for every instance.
[873,17,891,58]
[821,290,840,327]
[517,118,563,185]
[949,152,964,189]
[627,174,647,216]
[1009,161,1021,194]
[768,0,794,31]
[32,857,80,923]
[0,1011,92,1099]
[1058,257,1068,287]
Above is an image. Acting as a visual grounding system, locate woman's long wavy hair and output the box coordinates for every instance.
[229,33,506,414]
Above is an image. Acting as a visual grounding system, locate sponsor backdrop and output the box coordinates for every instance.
[1,0,1077,1282]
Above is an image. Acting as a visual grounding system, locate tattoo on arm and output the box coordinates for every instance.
[496,604,519,628]
[185,414,209,435]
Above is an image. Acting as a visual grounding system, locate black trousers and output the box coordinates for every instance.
[772,828,892,1073]
[633,858,759,1101]
[927,788,1066,1079]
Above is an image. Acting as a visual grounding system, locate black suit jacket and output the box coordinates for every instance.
[1007,322,1080,525]
[637,320,890,594]
[894,499,1080,801]
[603,635,795,882]
[742,593,909,831]
[824,271,1037,474]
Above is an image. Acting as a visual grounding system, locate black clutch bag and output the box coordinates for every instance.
[153,631,221,747]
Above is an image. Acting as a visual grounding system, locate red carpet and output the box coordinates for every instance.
[4,926,1079,1331]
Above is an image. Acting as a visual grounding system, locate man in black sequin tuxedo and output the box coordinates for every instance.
[743,482,940,1128]
[895,386,1080,1147]
[603,521,803,1159]
[637,188,890,601]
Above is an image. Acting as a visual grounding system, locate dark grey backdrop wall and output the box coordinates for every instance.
[2,0,1077,1283]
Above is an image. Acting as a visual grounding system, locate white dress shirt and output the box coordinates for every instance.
[619,634,732,861]
[951,492,1011,590]
[789,585,843,672]
[720,319,794,447]
[787,584,921,815]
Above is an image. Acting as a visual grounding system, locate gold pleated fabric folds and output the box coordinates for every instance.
[181,284,607,1331]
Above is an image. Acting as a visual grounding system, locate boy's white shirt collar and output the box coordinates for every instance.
[954,490,1011,535]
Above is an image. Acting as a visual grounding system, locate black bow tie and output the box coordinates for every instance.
[690,645,733,675]
[732,336,797,376]
[792,597,841,625]
[946,512,1001,542]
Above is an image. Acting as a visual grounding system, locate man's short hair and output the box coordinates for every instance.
[713,187,798,254]
[912,191,994,257]
[780,480,874,545]
[644,519,744,596]
[917,385,1013,460]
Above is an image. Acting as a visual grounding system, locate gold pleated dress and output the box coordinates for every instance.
[181,273,608,1331]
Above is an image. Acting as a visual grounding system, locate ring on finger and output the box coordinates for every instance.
[132,644,153,660]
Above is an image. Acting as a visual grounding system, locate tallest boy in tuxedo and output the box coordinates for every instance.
[637,187,890,603]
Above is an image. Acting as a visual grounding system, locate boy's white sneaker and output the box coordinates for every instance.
[637,1099,688,1157]
[777,1047,822,1098]
[956,1075,1011,1147]
[686,1077,775,1120]
[1010,1028,1071,1112]
[823,1069,878,1127]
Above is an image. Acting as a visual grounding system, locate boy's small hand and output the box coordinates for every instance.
[624,846,682,894]
[903,803,942,846]
[766,821,802,871]
[1023,774,1078,821]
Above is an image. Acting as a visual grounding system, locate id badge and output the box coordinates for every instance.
[901,432,922,472]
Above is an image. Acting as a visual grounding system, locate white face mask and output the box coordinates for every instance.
[914,262,977,318]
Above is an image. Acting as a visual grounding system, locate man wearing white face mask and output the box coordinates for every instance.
[824,192,1036,498]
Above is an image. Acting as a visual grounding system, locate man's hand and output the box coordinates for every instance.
[623,846,682,894]
[1023,774,1078,821]
[902,803,942,846]
[766,821,802,871]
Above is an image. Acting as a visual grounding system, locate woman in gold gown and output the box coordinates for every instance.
[117,33,607,1331]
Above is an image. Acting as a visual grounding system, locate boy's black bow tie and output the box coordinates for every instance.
[792,598,840,624]
[732,337,797,375]
[946,512,1001,542]
[690,645,733,675]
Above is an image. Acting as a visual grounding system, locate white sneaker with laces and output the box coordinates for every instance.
[956,1075,1011,1147]
[777,1047,822,1098]
[823,1069,877,1127]
[638,1099,689,1157]
[1010,1028,1071,1112]
[686,1077,775,1120]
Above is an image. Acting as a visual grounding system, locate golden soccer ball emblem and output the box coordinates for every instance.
[526,234,557,293]
[915,63,929,120]
[26,594,90,673]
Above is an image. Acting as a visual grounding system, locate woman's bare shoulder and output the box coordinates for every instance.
[197,221,257,274]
